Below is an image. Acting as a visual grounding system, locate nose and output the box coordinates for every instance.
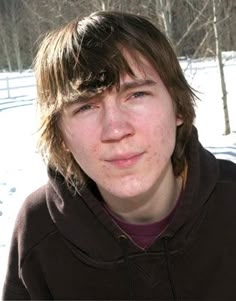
[101,103,135,142]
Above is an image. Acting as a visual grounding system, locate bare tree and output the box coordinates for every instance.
[0,14,13,71]
[0,0,236,70]
[8,0,24,71]
[175,1,210,51]
[212,0,231,134]
[154,0,175,40]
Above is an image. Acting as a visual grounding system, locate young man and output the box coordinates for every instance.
[2,11,236,300]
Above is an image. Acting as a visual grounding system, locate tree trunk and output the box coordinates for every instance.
[212,0,231,135]
[154,0,174,41]
[0,21,12,71]
[11,1,23,71]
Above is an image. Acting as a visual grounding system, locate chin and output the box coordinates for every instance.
[108,180,153,200]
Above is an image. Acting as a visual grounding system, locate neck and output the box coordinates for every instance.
[99,163,183,224]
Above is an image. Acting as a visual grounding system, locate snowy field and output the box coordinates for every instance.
[0,54,236,294]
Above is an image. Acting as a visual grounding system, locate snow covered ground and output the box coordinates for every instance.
[0,54,236,294]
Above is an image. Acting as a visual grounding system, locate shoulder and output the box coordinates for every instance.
[13,184,57,262]
[212,159,236,211]
[16,184,53,228]
[217,159,236,183]
[2,185,56,299]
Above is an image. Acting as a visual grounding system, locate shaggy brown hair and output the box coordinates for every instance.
[34,11,196,188]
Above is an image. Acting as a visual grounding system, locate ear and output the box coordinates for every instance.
[176,116,184,126]
[62,140,70,153]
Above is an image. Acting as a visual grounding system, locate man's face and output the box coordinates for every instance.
[60,53,183,202]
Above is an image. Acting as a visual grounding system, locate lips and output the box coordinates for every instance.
[105,152,144,168]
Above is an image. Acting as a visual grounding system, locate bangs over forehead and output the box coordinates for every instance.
[35,20,141,110]
[65,46,139,103]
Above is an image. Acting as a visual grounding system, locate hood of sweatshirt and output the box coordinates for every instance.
[46,127,219,267]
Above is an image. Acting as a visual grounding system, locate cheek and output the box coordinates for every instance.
[73,140,99,163]
[148,118,177,160]
[63,127,98,163]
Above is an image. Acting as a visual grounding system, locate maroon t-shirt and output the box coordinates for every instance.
[103,195,181,249]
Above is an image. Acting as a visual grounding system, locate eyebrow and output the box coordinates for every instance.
[119,79,157,94]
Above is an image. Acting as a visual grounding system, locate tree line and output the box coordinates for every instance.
[0,0,235,71]
[0,0,235,134]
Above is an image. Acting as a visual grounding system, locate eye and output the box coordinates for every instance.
[71,103,98,115]
[131,91,148,99]
[77,104,94,113]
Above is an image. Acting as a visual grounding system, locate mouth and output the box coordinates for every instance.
[105,152,144,168]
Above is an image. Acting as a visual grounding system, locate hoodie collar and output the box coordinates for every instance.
[160,127,219,240]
